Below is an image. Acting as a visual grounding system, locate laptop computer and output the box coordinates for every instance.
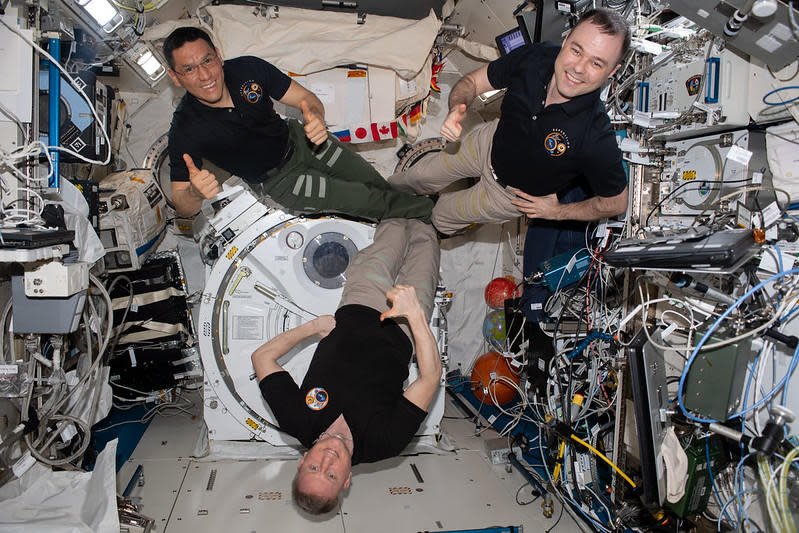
[0,228,75,249]
[604,228,756,269]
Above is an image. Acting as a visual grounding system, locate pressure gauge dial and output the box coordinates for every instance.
[285,231,304,249]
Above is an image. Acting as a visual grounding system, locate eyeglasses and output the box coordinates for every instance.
[173,53,219,77]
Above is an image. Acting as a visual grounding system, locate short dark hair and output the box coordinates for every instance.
[574,8,631,64]
[291,475,339,515]
[162,27,216,70]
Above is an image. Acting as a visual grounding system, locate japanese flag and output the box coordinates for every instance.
[350,122,398,143]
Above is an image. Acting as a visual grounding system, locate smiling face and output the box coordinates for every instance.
[167,39,229,108]
[549,21,624,105]
[295,435,353,502]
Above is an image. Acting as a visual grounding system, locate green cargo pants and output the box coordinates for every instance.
[252,120,434,223]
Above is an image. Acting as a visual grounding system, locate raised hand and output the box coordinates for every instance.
[300,100,328,146]
[183,153,220,199]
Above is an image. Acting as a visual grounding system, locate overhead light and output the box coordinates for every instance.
[75,0,124,33]
[134,48,166,81]
[752,0,778,18]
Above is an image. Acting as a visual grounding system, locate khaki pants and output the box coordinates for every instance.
[340,218,440,341]
[387,120,521,234]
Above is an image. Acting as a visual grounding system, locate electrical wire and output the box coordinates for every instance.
[762,86,799,106]
[569,433,636,488]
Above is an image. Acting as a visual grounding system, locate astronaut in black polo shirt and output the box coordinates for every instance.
[251,218,441,515]
[388,8,630,236]
[163,27,433,222]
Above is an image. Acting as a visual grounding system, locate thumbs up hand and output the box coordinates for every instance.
[440,103,467,142]
[300,100,328,146]
[183,154,221,200]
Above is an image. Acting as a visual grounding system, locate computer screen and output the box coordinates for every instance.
[495,27,528,55]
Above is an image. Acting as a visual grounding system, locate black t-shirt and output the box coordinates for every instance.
[487,42,627,198]
[168,56,292,183]
[258,304,427,465]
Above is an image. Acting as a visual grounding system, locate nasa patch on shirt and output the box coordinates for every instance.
[544,129,570,157]
[240,80,263,104]
[305,387,329,410]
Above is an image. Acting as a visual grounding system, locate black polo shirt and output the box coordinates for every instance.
[258,304,426,465]
[487,42,627,198]
[168,56,292,183]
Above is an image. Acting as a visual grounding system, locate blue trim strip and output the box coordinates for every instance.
[637,82,649,112]
[135,227,166,256]
[706,57,720,103]
[48,38,60,188]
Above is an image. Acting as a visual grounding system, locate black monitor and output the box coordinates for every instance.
[627,327,671,509]
[495,27,530,56]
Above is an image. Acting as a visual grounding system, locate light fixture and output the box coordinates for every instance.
[75,0,124,33]
[134,48,166,81]
[751,0,778,18]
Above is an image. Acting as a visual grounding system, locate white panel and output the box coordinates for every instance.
[287,66,396,130]
[636,42,750,140]
[748,57,799,125]
[0,121,21,212]
[0,10,33,123]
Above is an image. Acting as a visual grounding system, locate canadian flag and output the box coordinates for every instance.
[349,121,399,143]
[372,122,398,141]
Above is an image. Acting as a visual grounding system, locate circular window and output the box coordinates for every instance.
[302,232,358,289]
[313,242,349,279]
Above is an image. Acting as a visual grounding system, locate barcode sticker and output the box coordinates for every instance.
[0,365,18,375]
[13,452,36,478]
[762,202,781,227]
[726,145,753,165]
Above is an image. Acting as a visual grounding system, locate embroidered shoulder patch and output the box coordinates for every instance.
[305,387,328,410]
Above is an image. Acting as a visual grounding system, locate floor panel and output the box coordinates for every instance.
[166,459,345,533]
[343,452,569,533]
[117,458,192,531]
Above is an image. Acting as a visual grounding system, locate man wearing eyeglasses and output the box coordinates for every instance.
[251,218,441,515]
[163,27,433,221]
